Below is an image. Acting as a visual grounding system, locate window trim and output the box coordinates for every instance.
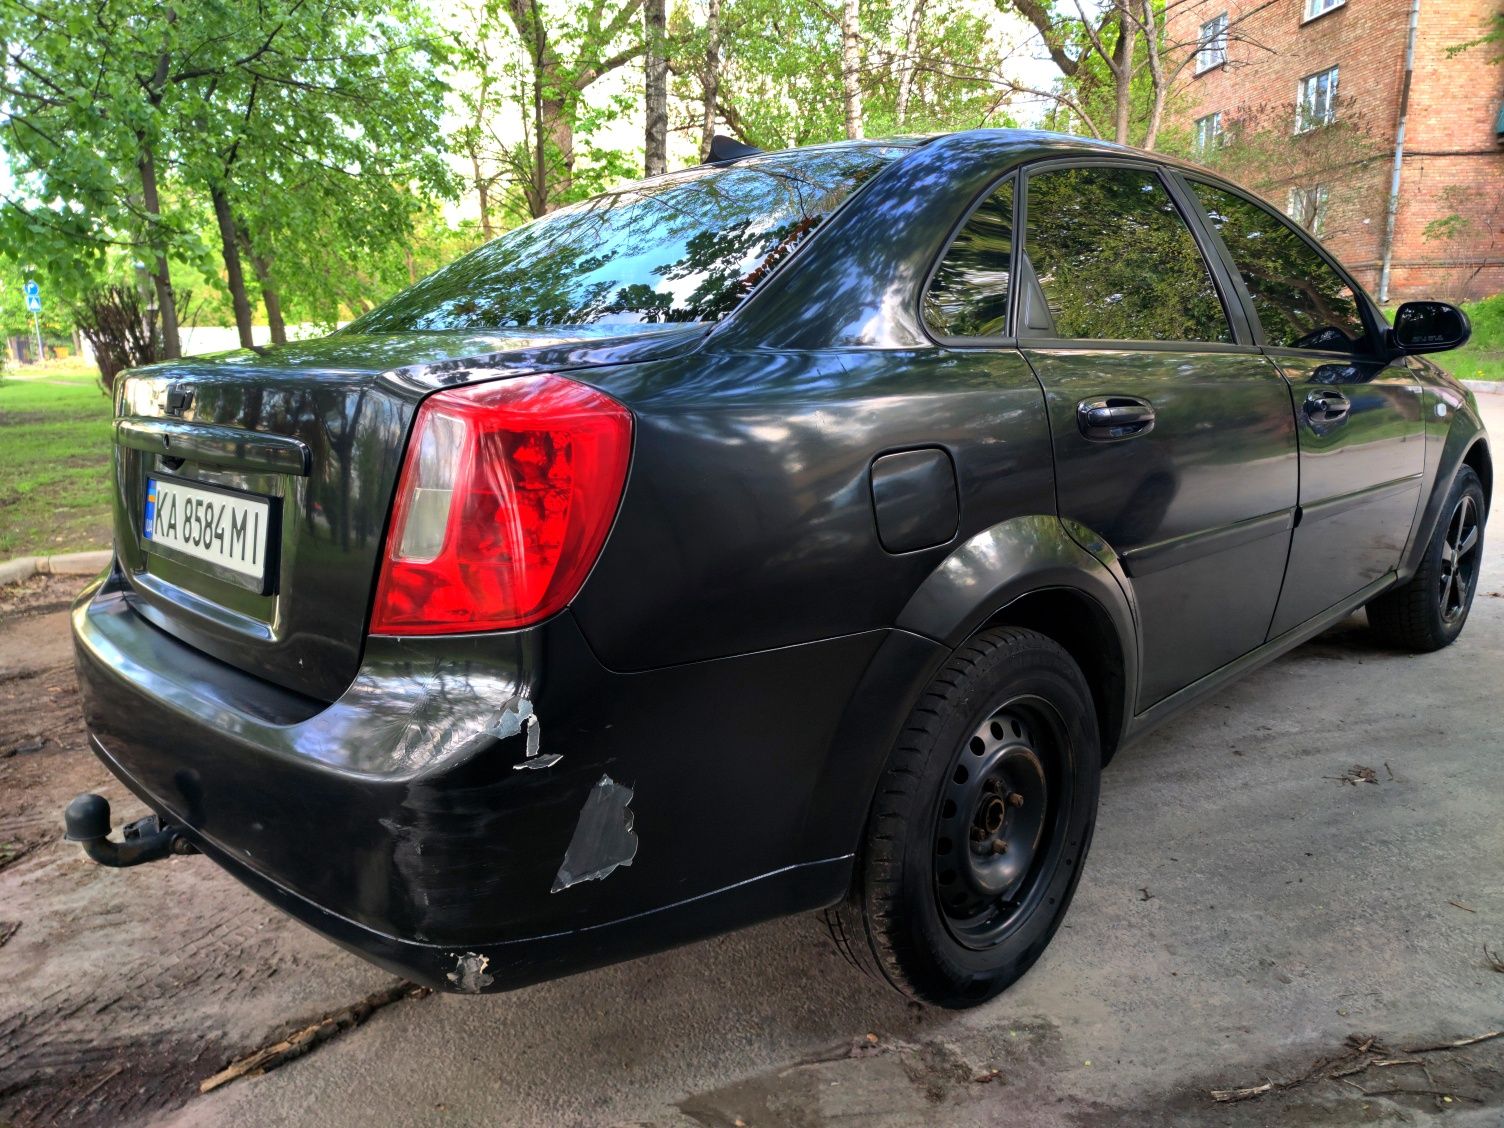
[1006,156,1256,351]
[1178,171,1385,356]
[1194,111,1224,155]
[1195,12,1229,75]
[1286,184,1330,235]
[1295,65,1340,134]
[1301,0,1345,25]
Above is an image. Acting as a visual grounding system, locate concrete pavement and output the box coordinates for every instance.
[160,393,1504,1126]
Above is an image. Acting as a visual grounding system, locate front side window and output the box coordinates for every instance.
[1297,66,1339,132]
[1192,181,1368,353]
[924,180,1014,338]
[1287,185,1330,235]
[1197,13,1229,73]
[1023,166,1232,344]
[347,147,902,332]
[1194,112,1224,155]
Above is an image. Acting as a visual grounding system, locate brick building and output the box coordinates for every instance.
[1165,0,1504,302]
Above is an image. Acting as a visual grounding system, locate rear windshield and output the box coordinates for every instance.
[349,146,904,332]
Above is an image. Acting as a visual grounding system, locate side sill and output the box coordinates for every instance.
[1122,571,1396,746]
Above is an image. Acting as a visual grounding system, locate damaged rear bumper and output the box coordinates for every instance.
[71,570,894,991]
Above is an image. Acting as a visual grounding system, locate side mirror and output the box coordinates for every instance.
[1392,300,1471,354]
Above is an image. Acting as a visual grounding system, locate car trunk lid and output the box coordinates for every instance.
[111,325,699,701]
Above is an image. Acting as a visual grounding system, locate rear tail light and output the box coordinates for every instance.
[371,374,632,635]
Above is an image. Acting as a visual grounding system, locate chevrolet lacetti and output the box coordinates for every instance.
[68,131,1490,1007]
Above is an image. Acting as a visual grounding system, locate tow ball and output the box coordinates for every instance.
[63,793,198,867]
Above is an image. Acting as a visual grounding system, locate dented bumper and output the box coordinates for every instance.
[71,569,896,991]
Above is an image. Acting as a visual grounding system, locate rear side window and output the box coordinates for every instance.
[347,147,903,332]
[1023,166,1233,344]
[924,179,1014,338]
[1191,182,1369,353]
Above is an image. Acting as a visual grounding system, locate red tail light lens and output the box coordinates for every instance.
[371,374,632,635]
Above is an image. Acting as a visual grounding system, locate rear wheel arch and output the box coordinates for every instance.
[979,588,1127,766]
[806,517,1139,871]
[894,515,1138,765]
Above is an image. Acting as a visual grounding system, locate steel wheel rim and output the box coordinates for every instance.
[932,695,1065,950]
[1439,494,1481,626]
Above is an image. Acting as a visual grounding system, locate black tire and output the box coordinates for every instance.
[827,627,1100,1008]
[1368,466,1486,652]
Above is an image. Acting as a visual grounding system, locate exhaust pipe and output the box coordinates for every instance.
[63,793,198,867]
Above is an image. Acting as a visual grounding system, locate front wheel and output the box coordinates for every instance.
[827,627,1100,1008]
[1368,466,1486,652]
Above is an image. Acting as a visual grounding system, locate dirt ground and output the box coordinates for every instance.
[2,396,1502,1128]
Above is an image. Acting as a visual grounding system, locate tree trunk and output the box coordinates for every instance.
[644,0,668,176]
[1138,0,1166,151]
[470,148,495,239]
[700,0,721,161]
[138,143,181,359]
[540,95,575,213]
[237,220,287,346]
[894,0,926,126]
[841,0,864,139]
[211,186,256,349]
[1112,3,1135,146]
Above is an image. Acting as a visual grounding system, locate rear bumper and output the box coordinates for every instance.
[72,568,908,991]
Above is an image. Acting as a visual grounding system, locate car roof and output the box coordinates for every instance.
[741,127,1218,185]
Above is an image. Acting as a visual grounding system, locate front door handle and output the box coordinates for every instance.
[1077,396,1156,441]
[1304,389,1351,425]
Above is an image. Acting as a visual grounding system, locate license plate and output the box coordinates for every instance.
[144,476,273,590]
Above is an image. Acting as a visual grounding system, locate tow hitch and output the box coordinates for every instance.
[63,793,198,867]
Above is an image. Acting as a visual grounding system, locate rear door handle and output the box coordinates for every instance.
[1303,389,1351,425]
[1077,396,1156,442]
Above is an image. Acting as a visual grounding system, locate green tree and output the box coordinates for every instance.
[451,0,648,223]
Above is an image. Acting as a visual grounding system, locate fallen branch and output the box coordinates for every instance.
[1210,1031,1501,1104]
[1401,1031,1501,1055]
[199,980,430,1093]
[1485,945,1504,974]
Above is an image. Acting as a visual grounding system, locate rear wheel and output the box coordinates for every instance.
[827,627,1100,1008]
[1368,466,1486,652]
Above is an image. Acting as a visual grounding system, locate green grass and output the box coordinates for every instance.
[1433,294,1504,384]
[0,361,115,558]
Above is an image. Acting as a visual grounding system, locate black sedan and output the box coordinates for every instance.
[70,130,1490,1007]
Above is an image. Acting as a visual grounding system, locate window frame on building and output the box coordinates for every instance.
[1296,65,1340,133]
[1194,112,1224,155]
[1286,185,1331,236]
[1195,12,1229,74]
[1302,0,1345,23]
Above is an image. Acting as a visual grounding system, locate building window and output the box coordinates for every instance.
[1303,0,1345,21]
[1296,66,1339,132]
[1194,112,1224,154]
[1196,13,1229,73]
[1287,185,1330,235]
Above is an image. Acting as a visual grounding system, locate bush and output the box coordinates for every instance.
[1461,293,1504,351]
[73,284,162,395]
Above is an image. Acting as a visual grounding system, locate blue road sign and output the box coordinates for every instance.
[24,280,41,313]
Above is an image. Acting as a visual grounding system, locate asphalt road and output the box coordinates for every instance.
[2,394,1500,1128]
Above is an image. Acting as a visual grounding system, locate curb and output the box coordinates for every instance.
[0,550,112,588]
[1462,380,1502,395]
